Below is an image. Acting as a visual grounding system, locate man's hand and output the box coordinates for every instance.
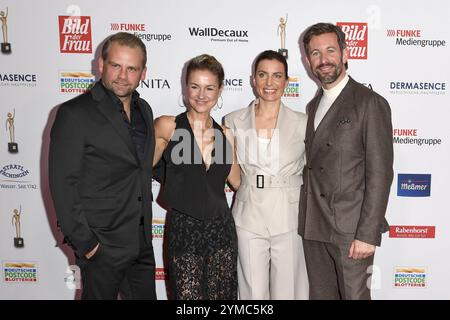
[85,243,100,260]
[348,239,375,260]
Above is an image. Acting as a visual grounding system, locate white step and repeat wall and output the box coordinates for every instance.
[1,0,449,299]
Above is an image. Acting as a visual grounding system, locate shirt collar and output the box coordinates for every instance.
[99,80,140,110]
[322,73,349,99]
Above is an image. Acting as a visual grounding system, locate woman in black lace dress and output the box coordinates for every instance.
[153,54,240,299]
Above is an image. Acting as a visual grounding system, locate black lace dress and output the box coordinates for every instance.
[160,112,237,300]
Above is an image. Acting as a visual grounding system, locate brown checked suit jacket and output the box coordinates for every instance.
[298,76,393,246]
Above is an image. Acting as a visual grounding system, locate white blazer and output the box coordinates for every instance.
[224,100,307,236]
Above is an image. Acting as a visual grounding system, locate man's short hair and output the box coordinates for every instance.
[302,22,347,68]
[101,32,147,67]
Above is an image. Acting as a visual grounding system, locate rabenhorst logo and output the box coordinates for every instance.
[59,71,95,94]
[3,262,38,283]
[336,22,367,59]
[110,22,172,42]
[283,76,300,98]
[393,267,427,288]
[140,78,170,90]
[155,267,168,281]
[393,128,442,147]
[389,226,436,239]
[58,16,92,53]
[188,26,249,43]
[386,28,446,48]
[0,73,37,88]
[397,174,431,197]
[224,78,244,92]
[152,218,165,240]
[389,81,446,95]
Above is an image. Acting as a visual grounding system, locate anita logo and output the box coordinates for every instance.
[336,22,368,59]
[140,78,170,89]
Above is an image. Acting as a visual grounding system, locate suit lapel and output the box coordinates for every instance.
[235,101,297,174]
[138,101,154,164]
[91,83,139,163]
[305,90,322,162]
[309,79,354,160]
[235,101,259,165]
[276,102,298,144]
[265,102,294,175]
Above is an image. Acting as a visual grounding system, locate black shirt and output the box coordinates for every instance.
[100,81,147,162]
[161,112,233,220]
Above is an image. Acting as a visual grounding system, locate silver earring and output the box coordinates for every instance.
[178,94,186,108]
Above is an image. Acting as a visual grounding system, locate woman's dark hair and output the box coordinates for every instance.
[253,50,288,79]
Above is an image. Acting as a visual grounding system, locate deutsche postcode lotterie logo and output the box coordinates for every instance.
[3,262,38,283]
[394,267,427,288]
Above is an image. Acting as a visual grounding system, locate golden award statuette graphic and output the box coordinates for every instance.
[6,108,18,153]
[0,6,11,53]
[277,14,288,59]
[12,206,24,248]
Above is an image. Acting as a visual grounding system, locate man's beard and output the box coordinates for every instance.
[314,62,343,85]
[104,79,134,98]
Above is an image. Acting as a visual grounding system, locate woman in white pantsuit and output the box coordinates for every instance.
[224,50,309,299]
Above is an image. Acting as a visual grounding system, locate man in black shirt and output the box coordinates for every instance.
[49,32,156,300]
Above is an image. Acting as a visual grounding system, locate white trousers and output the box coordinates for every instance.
[236,226,309,300]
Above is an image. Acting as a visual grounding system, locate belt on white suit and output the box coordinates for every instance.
[241,174,302,189]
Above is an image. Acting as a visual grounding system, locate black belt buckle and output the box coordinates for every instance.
[256,175,264,189]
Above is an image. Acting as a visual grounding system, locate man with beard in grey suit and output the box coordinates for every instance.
[298,22,393,300]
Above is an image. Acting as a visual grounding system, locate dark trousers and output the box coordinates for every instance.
[78,225,156,300]
[302,239,374,300]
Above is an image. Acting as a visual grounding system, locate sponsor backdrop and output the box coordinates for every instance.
[1,0,448,299]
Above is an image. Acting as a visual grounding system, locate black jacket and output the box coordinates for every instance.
[49,82,155,257]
